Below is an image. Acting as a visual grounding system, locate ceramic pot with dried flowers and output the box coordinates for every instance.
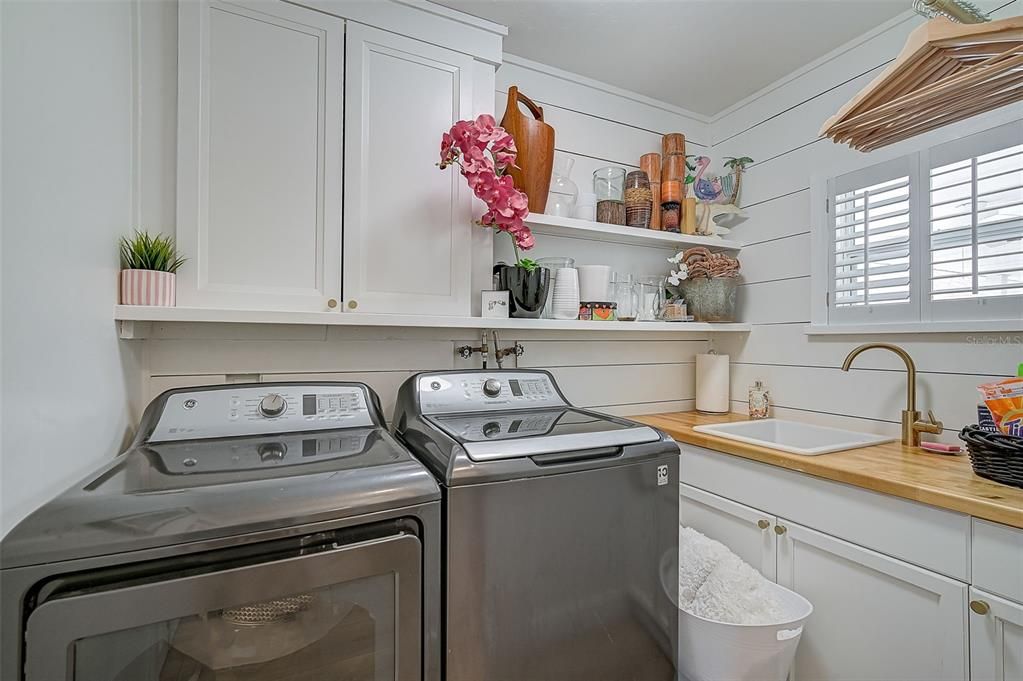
[438,114,549,318]
[667,247,740,322]
[119,231,185,306]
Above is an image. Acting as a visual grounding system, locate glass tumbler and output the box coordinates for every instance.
[611,274,638,322]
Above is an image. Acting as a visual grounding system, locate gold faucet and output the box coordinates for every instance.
[841,343,943,447]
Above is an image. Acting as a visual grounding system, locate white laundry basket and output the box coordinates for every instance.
[677,579,813,681]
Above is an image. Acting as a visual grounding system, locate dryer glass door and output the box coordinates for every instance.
[24,533,421,681]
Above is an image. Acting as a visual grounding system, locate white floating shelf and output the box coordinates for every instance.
[115,305,750,338]
[525,213,743,251]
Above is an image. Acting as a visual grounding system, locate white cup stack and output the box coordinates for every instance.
[551,267,580,320]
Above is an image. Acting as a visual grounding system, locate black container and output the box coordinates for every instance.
[496,265,550,318]
[960,425,1023,489]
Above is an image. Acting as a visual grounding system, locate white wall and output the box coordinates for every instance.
[712,3,1022,442]
[1,0,143,534]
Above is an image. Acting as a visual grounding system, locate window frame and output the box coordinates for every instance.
[812,121,1022,331]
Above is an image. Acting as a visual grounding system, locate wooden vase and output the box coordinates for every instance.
[500,86,555,214]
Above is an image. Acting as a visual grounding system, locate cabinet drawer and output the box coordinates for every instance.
[681,445,971,581]
[972,519,1023,603]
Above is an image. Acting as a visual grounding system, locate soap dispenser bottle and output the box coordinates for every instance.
[749,381,770,420]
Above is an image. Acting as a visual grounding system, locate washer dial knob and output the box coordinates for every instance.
[258,393,287,418]
[258,442,287,461]
[482,378,502,398]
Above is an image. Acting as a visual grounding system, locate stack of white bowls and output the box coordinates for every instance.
[551,267,580,320]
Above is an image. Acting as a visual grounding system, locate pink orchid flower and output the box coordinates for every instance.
[438,116,535,254]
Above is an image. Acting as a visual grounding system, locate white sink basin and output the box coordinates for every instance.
[692,419,896,456]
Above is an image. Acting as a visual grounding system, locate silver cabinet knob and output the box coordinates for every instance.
[258,393,287,418]
[482,378,502,397]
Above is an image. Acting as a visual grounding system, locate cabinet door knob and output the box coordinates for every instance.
[347,299,358,310]
[327,298,338,309]
[774,524,787,535]
[970,600,990,615]
[757,519,770,530]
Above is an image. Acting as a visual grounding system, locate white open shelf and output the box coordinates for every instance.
[525,213,743,251]
[115,305,751,338]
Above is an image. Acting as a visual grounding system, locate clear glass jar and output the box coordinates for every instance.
[593,167,626,202]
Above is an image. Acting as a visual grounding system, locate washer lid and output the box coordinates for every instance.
[429,408,662,461]
[0,428,440,569]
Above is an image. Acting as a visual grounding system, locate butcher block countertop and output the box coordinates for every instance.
[631,411,1023,530]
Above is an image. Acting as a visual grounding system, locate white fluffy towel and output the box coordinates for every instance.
[678,526,785,625]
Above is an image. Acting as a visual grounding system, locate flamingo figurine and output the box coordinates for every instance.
[692,156,725,203]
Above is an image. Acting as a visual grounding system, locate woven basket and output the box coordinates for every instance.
[959,425,1023,489]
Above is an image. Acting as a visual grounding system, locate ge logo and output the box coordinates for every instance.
[183,399,197,410]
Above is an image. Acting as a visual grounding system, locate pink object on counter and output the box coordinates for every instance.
[920,442,961,454]
[120,269,176,306]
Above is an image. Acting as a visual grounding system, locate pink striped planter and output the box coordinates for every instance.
[120,269,176,306]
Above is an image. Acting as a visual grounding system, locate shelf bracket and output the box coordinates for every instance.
[118,320,151,340]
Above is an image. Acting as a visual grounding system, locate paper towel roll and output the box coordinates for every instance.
[696,353,730,414]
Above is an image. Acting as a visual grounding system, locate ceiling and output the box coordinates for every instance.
[436,0,911,116]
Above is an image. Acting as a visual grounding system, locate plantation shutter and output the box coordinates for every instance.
[828,156,918,324]
[925,123,1023,322]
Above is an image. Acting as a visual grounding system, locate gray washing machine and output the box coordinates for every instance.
[1,382,440,681]
[393,369,679,681]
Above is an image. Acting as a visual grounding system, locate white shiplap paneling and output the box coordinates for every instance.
[716,0,1022,441]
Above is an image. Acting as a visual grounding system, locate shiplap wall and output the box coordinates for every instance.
[713,3,1022,442]
[139,54,717,419]
[492,55,712,275]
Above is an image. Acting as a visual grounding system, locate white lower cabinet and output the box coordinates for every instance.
[969,588,1023,681]
[777,520,968,681]
[679,465,977,681]
[680,483,777,580]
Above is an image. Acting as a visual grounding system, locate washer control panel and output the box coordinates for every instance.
[417,371,566,414]
[148,385,375,442]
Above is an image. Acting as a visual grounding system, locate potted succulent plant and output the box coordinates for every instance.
[119,230,185,306]
[439,114,549,318]
[667,247,741,322]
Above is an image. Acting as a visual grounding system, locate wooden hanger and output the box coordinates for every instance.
[821,15,1023,151]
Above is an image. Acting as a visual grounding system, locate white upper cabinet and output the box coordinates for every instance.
[342,23,474,315]
[176,0,343,311]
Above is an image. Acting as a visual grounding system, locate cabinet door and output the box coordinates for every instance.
[680,484,777,580]
[177,0,343,310]
[970,587,1023,681]
[343,23,474,315]
[776,520,968,681]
